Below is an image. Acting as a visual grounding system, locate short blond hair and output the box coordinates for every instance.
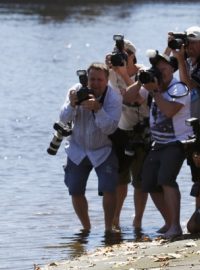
[87,62,109,78]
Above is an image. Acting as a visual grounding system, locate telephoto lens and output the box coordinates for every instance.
[47,121,72,155]
[47,131,63,155]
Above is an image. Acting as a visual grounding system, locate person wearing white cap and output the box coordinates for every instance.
[124,50,193,238]
[105,37,150,231]
[186,26,200,42]
[167,26,200,234]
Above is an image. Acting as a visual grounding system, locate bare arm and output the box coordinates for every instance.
[154,91,183,118]
[172,46,197,90]
[113,65,135,86]
[123,81,145,104]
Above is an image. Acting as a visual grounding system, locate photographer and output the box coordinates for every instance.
[166,26,200,233]
[105,37,150,230]
[59,62,122,233]
[125,51,193,238]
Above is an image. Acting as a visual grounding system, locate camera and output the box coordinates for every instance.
[110,34,128,66]
[168,32,188,50]
[138,67,162,84]
[76,70,94,105]
[124,119,150,156]
[47,121,72,155]
[185,117,200,145]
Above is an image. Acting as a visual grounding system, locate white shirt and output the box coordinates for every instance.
[150,78,193,143]
[59,83,122,167]
[108,69,150,130]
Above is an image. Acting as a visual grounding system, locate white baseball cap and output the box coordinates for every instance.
[186,26,200,41]
[124,39,137,54]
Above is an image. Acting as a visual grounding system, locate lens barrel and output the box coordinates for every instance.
[47,132,63,155]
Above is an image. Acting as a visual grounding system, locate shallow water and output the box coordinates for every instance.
[0,1,200,269]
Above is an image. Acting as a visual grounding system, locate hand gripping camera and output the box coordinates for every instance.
[138,67,162,84]
[168,32,188,50]
[137,50,162,84]
[110,34,128,67]
[76,70,94,105]
[47,121,72,155]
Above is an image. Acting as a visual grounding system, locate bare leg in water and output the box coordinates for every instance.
[103,191,117,232]
[72,192,117,233]
[150,186,182,238]
[72,194,91,231]
[133,188,148,229]
[112,184,127,229]
[150,192,170,233]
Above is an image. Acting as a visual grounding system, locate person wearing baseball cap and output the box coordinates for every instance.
[105,37,150,232]
[148,50,178,72]
[186,26,200,41]
[166,25,200,111]
[124,48,193,238]
[166,26,200,234]
[184,26,200,234]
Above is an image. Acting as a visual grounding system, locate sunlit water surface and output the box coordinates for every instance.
[0,1,200,269]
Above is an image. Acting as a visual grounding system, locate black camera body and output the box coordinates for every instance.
[110,34,128,67]
[47,121,72,155]
[76,70,94,105]
[168,32,188,50]
[185,117,200,146]
[124,118,150,156]
[138,67,162,84]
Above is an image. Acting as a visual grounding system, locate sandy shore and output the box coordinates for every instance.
[36,233,200,270]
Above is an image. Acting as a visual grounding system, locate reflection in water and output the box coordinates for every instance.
[44,230,90,259]
[0,1,134,22]
[44,228,150,260]
[1,0,199,22]
[103,230,124,246]
[63,231,90,258]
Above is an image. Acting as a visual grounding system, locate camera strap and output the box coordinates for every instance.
[92,87,108,118]
[167,81,189,98]
[99,86,108,105]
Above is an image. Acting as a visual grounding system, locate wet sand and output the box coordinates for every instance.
[37,233,200,270]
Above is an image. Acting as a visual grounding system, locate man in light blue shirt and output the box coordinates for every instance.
[60,62,122,233]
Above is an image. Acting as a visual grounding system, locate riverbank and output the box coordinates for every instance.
[37,233,200,270]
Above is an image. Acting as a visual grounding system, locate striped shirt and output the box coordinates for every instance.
[150,78,193,144]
